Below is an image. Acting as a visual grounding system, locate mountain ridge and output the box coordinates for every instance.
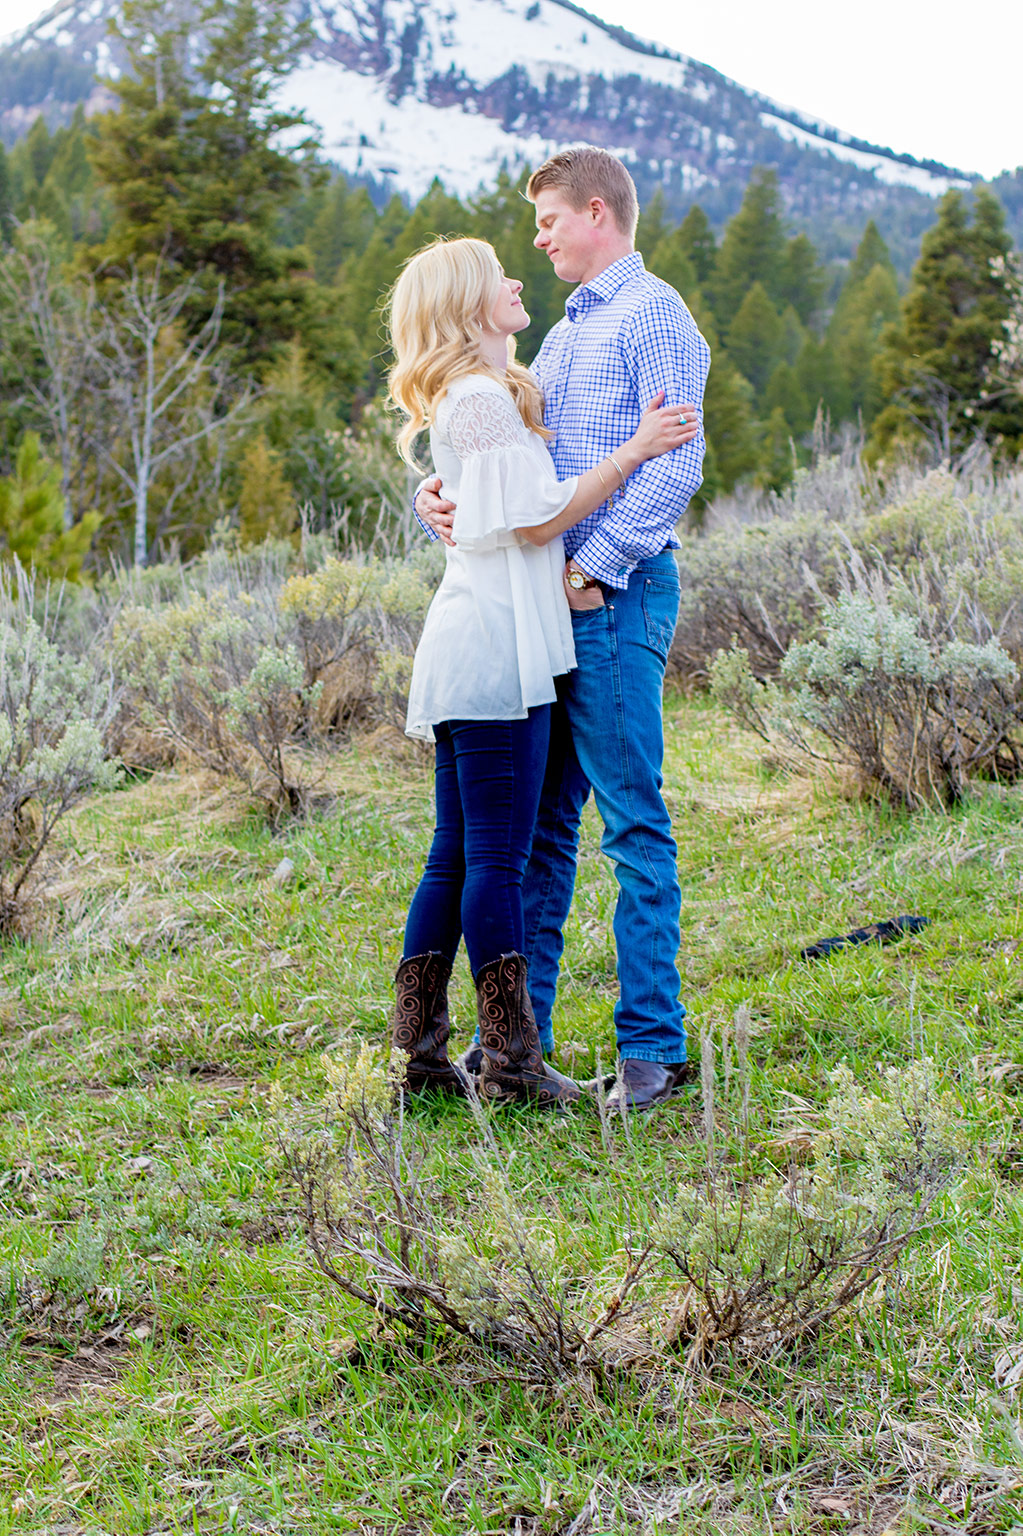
[3,0,1018,266]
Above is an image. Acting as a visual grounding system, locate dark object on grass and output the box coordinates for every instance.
[800,915,929,961]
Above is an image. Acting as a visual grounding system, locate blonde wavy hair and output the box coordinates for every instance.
[386,236,549,467]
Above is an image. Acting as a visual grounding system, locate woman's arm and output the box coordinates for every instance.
[517,392,698,547]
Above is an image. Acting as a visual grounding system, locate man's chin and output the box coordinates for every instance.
[550,256,584,284]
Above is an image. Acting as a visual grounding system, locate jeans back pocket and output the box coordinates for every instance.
[641,576,680,660]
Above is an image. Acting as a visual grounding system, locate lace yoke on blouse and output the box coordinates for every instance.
[404,373,581,741]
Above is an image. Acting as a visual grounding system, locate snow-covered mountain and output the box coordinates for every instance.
[0,0,977,241]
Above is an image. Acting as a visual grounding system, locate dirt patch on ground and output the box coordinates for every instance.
[237,1210,297,1249]
[20,1315,155,1409]
[30,1334,135,1406]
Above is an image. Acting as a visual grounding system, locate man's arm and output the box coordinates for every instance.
[415,339,554,546]
[570,292,711,588]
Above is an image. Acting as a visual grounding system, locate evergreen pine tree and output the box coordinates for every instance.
[89,0,336,378]
[869,188,1023,461]
[833,263,899,423]
[307,177,375,284]
[757,406,796,492]
[47,108,102,243]
[392,180,469,264]
[0,147,13,245]
[647,233,697,299]
[764,360,812,436]
[0,432,98,580]
[795,334,845,425]
[256,341,353,519]
[828,220,899,423]
[846,219,894,287]
[706,362,761,495]
[686,292,759,496]
[726,281,784,398]
[48,110,94,201]
[676,204,716,286]
[24,116,54,195]
[710,168,786,330]
[779,304,807,365]
[237,431,297,545]
[777,232,827,326]
[636,188,669,258]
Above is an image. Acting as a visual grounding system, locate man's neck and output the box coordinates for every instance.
[576,242,635,287]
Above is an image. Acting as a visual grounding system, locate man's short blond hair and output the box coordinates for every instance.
[526,146,640,239]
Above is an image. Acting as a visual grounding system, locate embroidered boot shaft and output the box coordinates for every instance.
[391,952,468,1097]
[476,953,581,1110]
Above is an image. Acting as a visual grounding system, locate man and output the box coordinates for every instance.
[416,146,710,1111]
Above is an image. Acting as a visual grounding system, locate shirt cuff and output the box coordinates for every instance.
[571,528,636,590]
[412,481,439,542]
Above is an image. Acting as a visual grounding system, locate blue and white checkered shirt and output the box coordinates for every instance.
[531,251,710,588]
[415,252,710,584]
[528,251,706,586]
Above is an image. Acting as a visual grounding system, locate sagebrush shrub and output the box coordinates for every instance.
[277,1038,961,1382]
[783,585,1020,806]
[703,461,1023,805]
[114,592,319,821]
[0,576,120,932]
[672,513,847,684]
[712,570,1023,807]
[279,555,433,734]
[673,460,1023,690]
[111,545,440,813]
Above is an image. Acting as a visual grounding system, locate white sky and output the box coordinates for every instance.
[3,0,1022,180]
[591,0,1023,180]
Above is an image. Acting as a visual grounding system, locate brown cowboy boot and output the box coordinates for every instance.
[476,953,581,1109]
[391,952,468,1096]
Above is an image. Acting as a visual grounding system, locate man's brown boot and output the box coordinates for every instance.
[391,952,468,1096]
[476,953,581,1109]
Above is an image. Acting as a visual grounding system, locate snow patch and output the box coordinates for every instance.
[286,58,555,197]
[309,0,695,95]
[760,111,970,196]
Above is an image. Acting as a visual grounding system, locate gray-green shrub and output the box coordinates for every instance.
[0,569,120,932]
[674,461,1023,688]
[276,1039,962,1381]
[711,576,1023,808]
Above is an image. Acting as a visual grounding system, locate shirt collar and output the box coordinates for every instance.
[565,251,645,322]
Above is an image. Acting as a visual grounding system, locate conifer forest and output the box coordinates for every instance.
[1,0,1021,568]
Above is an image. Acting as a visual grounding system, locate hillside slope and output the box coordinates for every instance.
[3,0,1011,261]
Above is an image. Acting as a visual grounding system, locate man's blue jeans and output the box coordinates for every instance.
[523,551,686,1064]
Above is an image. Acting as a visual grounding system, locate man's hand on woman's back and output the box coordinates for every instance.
[415,477,457,547]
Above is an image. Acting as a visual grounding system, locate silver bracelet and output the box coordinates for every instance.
[608,454,627,495]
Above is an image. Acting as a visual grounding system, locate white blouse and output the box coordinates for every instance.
[405,373,580,741]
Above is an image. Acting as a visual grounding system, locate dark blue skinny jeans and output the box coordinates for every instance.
[402,707,551,976]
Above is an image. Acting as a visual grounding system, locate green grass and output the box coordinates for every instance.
[1,696,1022,1534]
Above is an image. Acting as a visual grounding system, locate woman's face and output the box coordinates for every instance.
[488,273,530,338]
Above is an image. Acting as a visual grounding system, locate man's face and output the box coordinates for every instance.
[532,188,604,284]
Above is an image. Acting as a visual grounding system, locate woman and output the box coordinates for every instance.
[386,237,698,1109]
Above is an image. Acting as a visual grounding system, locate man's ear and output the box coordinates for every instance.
[588,197,608,225]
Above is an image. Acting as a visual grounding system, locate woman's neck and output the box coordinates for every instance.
[478,330,510,371]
